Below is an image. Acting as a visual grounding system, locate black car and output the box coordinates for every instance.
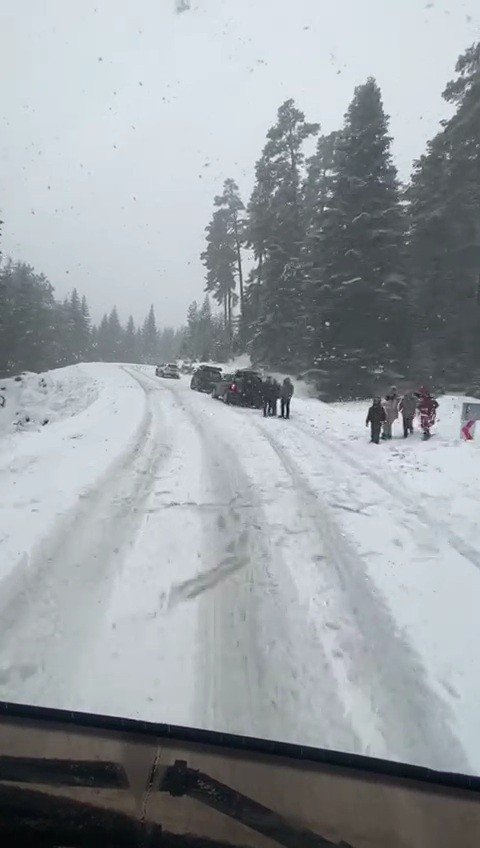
[190,365,222,393]
[224,370,263,408]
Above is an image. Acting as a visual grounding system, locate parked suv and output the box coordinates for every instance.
[190,365,222,393]
[224,370,263,408]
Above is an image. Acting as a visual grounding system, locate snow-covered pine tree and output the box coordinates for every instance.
[80,296,92,360]
[214,179,246,328]
[407,42,480,388]
[67,289,91,362]
[201,207,237,347]
[142,305,158,364]
[0,262,59,374]
[123,315,137,362]
[248,99,319,368]
[302,131,339,367]
[243,152,276,349]
[319,78,408,397]
[198,295,213,360]
[96,314,110,361]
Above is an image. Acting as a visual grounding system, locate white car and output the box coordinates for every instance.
[156,363,180,379]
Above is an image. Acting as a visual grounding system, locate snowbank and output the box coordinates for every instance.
[0,363,147,591]
[0,366,99,436]
[285,392,480,766]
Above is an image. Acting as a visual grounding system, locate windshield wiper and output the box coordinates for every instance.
[160,759,355,848]
[0,754,128,788]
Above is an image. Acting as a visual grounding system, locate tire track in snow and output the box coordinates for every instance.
[0,369,170,707]
[294,416,480,573]
[165,383,362,754]
[251,419,469,772]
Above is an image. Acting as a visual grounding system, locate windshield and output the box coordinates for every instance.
[1,0,480,784]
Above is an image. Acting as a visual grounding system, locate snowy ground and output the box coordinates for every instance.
[1,362,480,775]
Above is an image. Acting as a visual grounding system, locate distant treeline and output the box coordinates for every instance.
[0,259,182,377]
[193,42,480,398]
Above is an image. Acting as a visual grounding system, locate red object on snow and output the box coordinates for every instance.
[461,420,475,441]
[417,391,438,431]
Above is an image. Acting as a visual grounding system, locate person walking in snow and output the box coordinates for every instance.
[417,387,438,440]
[399,390,417,438]
[382,386,399,439]
[280,377,294,419]
[366,397,386,444]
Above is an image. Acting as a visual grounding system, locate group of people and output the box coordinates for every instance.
[366,386,439,444]
[262,376,294,419]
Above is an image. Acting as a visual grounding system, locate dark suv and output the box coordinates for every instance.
[224,370,263,408]
[190,365,223,393]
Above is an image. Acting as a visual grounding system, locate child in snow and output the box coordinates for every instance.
[399,390,417,438]
[382,386,399,439]
[417,387,438,440]
[366,398,386,444]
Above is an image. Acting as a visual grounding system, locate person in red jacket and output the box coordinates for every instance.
[417,387,438,440]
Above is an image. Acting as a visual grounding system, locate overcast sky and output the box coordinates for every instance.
[1,0,479,328]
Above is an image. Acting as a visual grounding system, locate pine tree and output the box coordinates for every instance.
[0,262,58,374]
[96,314,110,361]
[184,300,200,359]
[142,305,158,363]
[214,179,246,328]
[407,42,480,387]
[302,131,339,364]
[318,79,408,395]
[248,99,319,367]
[243,153,276,346]
[123,315,137,362]
[106,306,123,361]
[135,326,144,361]
[66,289,91,362]
[198,295,214,360]
[90,324,98,358]
[158,326,179,362]
[80,295,92,359]
[201,207,237,342]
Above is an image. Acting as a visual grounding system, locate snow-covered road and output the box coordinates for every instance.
[1,363,480,774]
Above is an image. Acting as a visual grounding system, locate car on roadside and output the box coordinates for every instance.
[190,364,222,393]
[156,363,180,379]
[223,370,264,408]
[212,373,234,399]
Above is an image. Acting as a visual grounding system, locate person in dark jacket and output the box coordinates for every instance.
[280,377,294,419]
[366,397,386,444]
[270,379,281,416]
[262,376,273,417]
[399,390,417,438]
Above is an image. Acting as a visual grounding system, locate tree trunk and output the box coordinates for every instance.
[233,212,244,317]
[223,293,228,330]
[227,289,232,338]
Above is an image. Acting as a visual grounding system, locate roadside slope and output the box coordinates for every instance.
[0,363,147,588]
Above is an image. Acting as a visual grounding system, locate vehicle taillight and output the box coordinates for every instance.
[230,383,237,392]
